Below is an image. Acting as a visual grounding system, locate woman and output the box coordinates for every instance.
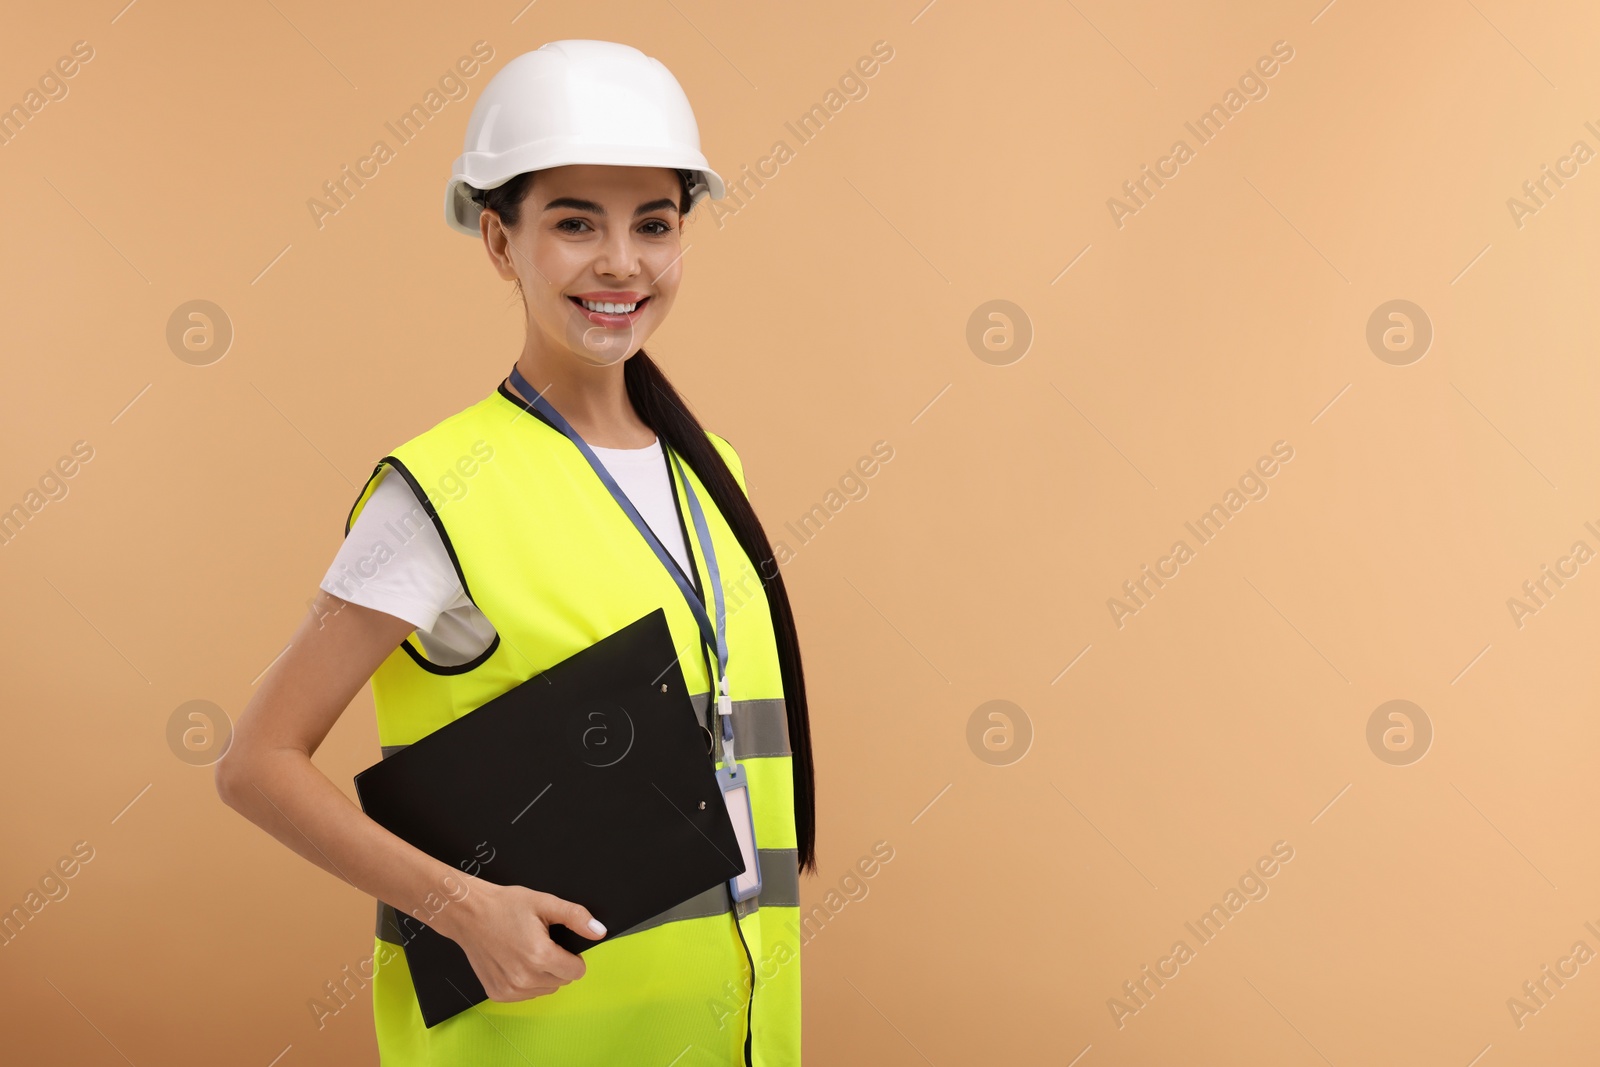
[217,40,814,1066]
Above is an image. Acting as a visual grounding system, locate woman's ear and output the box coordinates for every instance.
[479,209,520,282]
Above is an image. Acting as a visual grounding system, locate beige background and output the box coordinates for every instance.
[3,1,1598,1063]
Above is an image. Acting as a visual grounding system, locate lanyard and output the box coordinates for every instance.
[507,365,739,768]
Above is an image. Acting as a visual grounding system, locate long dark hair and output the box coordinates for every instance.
[471,171,817,876]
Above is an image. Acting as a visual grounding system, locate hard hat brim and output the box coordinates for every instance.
[444,144,726,237]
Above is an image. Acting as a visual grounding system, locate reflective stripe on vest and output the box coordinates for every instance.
[347,384,800,1066]
[376,847,801,946]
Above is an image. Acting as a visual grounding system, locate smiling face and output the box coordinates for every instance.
[479,164,687,368]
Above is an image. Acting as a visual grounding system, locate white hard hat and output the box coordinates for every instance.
[445,40,726,236]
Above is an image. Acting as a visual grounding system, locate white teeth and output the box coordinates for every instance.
[579,298,639,314]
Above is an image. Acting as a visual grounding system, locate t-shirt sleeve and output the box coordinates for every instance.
[319,469,464,633]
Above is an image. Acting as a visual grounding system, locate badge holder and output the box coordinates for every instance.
[717,683,762,902]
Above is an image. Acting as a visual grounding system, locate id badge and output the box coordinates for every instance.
[718,762,762,902]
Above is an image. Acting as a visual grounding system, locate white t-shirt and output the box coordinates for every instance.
[320,436,689,666]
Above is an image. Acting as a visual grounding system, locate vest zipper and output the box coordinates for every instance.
[731,890,757,1067]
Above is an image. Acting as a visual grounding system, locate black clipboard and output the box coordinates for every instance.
[353,607,745,1028]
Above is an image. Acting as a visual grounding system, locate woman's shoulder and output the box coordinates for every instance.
[703,430,747,492]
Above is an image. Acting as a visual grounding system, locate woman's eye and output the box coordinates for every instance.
[555,218,672,235]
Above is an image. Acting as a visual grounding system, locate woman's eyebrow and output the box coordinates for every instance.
[542,197,679,217]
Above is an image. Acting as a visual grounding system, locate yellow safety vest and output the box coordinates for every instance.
[344,382,801,1066]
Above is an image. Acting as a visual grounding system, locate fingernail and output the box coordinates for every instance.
[588,918,607,935]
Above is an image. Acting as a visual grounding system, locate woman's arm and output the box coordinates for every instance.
[215,590,605,1000]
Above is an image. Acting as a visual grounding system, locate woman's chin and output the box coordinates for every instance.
[562,314,652,367]
[568,334,644,368]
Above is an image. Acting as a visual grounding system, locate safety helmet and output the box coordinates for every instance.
[444,40,726,236]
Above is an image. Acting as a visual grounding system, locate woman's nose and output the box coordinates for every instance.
[593,231,642,277]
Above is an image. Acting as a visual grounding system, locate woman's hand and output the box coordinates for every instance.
[437,878,608,1002]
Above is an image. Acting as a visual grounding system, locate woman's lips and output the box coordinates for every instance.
[569,295,650,327]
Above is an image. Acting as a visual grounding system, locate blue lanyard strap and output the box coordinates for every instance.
[506,366,734,750]
[669,447,730,720]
